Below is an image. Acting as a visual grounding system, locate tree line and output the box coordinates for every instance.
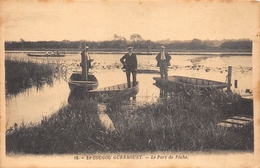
[5,36,252,52]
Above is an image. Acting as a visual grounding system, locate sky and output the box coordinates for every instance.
[2,0,259,42]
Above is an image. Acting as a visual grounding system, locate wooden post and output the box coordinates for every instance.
[234,80,238,88]
[133,95,136,101]
[227,66,232,92]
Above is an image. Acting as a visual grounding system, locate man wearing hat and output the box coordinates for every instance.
[120,47,138,88]
[156,46,171,80]
[80,45,93,80]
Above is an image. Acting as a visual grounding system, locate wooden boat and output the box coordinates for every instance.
[27,53,65,57]
[135,52,154,55]
[68,71,99,93]
[153,76,228,92]
[88,81,139,100]
[123,69,159,74]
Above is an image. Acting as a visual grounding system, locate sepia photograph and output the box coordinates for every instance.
[1,0,259,167]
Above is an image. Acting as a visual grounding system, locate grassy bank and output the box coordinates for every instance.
[6,88,253,154]
[5,58,63,96]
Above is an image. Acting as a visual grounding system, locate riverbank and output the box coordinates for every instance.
[6,87,253,154]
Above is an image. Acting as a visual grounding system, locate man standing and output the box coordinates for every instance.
[120,47,138,88]
[156,46,171,80]
[80,45,93,80]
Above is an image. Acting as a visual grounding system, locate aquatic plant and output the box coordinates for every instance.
[5,58,65,96]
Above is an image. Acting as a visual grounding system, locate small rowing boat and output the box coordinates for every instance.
[153,75,228,92]
[68,81,139,103]
[135,52,154,55]
[27,53,65,57]
[68,71,99,93]
[123,69,159,74]
[88,81,139,100]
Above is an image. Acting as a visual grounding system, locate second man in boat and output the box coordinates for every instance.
[120,47,138,88]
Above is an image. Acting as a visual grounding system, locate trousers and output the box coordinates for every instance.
[125,69,137,88]
[159,60,168,80]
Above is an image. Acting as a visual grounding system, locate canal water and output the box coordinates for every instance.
[5,52,252,129]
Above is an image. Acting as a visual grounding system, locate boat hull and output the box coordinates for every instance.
[27,53,65,57]
[123,69,159,74]
[68,81,139,103]
[153,76,228,92]
[135,53,154,55]
[68,72,99,92]
[88,81,139,100]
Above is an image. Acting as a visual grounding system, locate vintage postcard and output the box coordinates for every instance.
[1,0,259,167]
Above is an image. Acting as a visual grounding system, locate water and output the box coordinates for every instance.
[6,78,70,129]
[5,52,252,129]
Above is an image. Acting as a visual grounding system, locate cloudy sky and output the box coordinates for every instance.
[2,0,259,42]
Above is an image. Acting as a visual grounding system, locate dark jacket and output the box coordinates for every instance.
[156,52,171,67]
[120,53,138,70]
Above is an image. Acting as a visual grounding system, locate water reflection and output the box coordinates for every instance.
[159,89,168,98]
[6,76,54,97]
[6,78,70,129]
[67,87,88,103]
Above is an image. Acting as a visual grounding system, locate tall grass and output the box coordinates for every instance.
[108,89,253,152]
[6,87,253,154]
[5,58,62,96]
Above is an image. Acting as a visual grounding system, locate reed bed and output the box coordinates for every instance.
[6,88,253,154]
[108,89,253,152]
[5,58,64,96]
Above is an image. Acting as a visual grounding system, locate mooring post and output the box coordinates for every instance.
[234,80,238,88]
[227,66,232,92]
[133,95,136,101]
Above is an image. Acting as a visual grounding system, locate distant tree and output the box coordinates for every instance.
[188,38,206,49]
[114,34,119,40]
[220,40,252,50]
[113,34,126,41]
[4,38,252,51]
[142,40,155,52]
[20,38,25,48]
[20,38,25,43]
[202,40,222,48]
[130,34,143,42]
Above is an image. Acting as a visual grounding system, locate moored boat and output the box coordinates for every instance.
[88,81,139,100]
[27,53,65,57]
[68,71,99,93]
[123,69,159,74]
[153,75,228,92]
[135,52,154,55]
